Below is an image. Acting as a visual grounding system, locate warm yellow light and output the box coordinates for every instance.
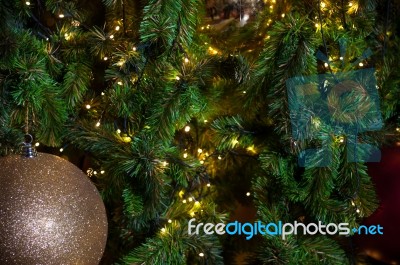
[281,13,285,18]
[109,34,114,39]
[246,192,251,197]
[359,62,364,67]
[117,81,123,86]
[188,197,193,202]
[59,148,64,152]
[207,183,211,187]
[246,145,256,154]
[162,161,168,167]
[218,155,222,160]
[96,121,101,127]
[349,2,353,7]
[204,119,208,123]
[59,14,65,18]
[198,148,203,153]
[115,25,120,31]
[179,190,184,197]
[324,62,329,67]
[101,170,105,174]
[183,153,188,158]
[396,128,400,132]
[184,126,190,132]
[199,253,205,257]
[175,76,180,80]
[161,228,166,233]
[315,23,319,28]
[86,104,91,109]
[356,209,360,213]
[132,47,137,51]
[168,219,172,223]
[321,2,326,8]
[195,201,200,206]
[183,199,187,203]
[116,129,121,134]
[340,56,344,60]
[184,58,189,63]
[103,57,108,61]
[35,142,40,147]
[26,1,30,5]
[200,161,204,164]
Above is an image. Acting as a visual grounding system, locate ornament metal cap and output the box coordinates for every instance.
[20,134,37,158]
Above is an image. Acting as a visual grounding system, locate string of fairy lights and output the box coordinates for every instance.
[22,0,400,257]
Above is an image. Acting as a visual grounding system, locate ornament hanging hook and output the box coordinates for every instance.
[20,134,37,158]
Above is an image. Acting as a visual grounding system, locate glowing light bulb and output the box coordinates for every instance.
[35,142,40,147]
[339,56,344,60]
[359,62,364,67]
[324,62,329,67]
[356,209,360,213]
[86,104,91,109]
[183,153,188,158]
[101,92,105,96]
[109,34,114,39]
[117,81,123,86]
[349,2,353,7]
[161,228,166,233]
[246,192,251,197]
[281,13,285,18]
[101,170,105,174]
[207,183,211,187]
[132,47,137,51]
[184,58,189,63]
[197,148,203,153]
[162,161,168,167]
[321,2,326,8]
[103,57,108,61]
[175,76,180,80]
[59,148,64,152]
[199,253,204,257]
[183,199,187,203]
[168,219,172,223]
[188,197,193,202]
[59,14,65,18]
[26,1,30,5]
[200,161,204,164]
[115,25,120,31]
[184,126,190,132]
[96,121,101,127]
[218,155,222,160]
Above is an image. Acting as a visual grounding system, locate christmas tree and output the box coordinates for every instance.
[0,0,399,264]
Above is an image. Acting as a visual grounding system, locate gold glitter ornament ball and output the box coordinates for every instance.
[0,153,108,265]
